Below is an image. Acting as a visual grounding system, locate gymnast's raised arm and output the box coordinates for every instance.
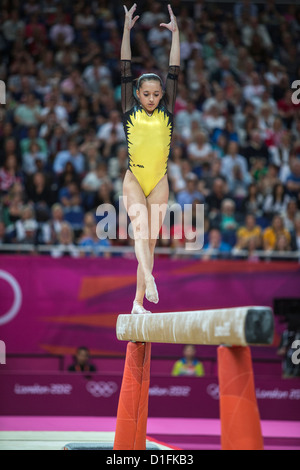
[120,4,139,113]
[160,4,180,113]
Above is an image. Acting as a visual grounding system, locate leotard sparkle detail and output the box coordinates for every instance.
[121,60,179,197]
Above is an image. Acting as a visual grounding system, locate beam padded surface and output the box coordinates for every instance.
[116,307,274,346]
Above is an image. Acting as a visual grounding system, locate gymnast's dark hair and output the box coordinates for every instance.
[135,73,164,90]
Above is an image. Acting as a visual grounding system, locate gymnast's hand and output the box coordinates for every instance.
[123,3,139,30]
[160,4,178,32]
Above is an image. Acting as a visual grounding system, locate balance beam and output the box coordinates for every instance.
[116,306,274,346]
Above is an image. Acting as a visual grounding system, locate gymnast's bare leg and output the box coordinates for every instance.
[123,170,169,313]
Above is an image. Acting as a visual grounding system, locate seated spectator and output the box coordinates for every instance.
[259,163,280,197]
[176,99,203,138]
[202,103,226,134]
[234,213,262,252]
[20,125,48,157]
[48,203,65,244]
[243,71,266,104]
[227,164,252,203]
[241,128,270,170]
[57,161,81,192]
[285,157,300,199]
[269,131,292,169]
[263,214,291,251]
[202,228,231,259]
[14,204,38,244]
[212,133,228,159]
[206,177,230,221]
[0,220,11,246]
[256,103,274,136]
[81,161,109,195]
[83,54,111,93]
[221,141,250,186]
[0,154,23,194]
[274,233,292,253]
[78,211,111,257]
[211,117,239,146]
[277,89,298,129]
[22,142,48,175]
[171,345,205,377]
[49,12,75,48]
[169,203,200,253]
[59,181,84,232]
[263,182,290,220]
[282,199,298,233]
[1,182,25,231]
[187,130,213,177]
[264,115,286,148]
[51,221,79,258]
[53,139,85,176]
[291,212,300,252]
[26,171,55,209]
[40,94,69,131]
[13,92,42,131]
[68,346,96,373]
[219,198,239,232]
[107,145,128,182]
[201,159,226,193]
[96,110,125,148]
[176,173,204,210]
[240,182,264,219]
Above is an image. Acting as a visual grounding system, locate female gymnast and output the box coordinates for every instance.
[121,3,180,314]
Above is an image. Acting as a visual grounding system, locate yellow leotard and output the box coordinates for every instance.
[121,60,179,197]
[125,104,172,196]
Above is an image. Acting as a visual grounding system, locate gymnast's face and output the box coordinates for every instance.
[136,80,163,114]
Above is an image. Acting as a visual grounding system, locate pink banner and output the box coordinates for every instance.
[0,256,300,358]
[0,372,299,420]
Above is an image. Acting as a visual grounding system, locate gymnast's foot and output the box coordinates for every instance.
[131,300,152,314]
[145,274,159,304]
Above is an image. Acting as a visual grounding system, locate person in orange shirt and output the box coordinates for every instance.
[263,214,291,251]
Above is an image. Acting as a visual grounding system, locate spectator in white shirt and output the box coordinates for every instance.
[97,110,125,145]
[221,141,249,184]
[176,99,203,137]
[83,55,111,92]
[243,71,266,103]
[49,13,75,47]
[187,130,214,169]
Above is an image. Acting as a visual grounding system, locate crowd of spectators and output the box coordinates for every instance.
[0,0,300,259]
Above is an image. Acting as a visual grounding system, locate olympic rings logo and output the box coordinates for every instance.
[0,270,22,326]
[206,383,219,400]
[86,381,118,398]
